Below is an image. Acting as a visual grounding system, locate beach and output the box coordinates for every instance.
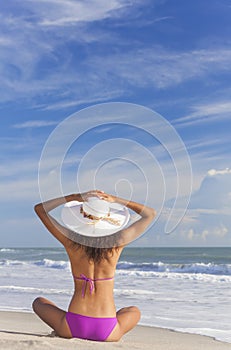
[1,247,231,344]
[0,310,231,350]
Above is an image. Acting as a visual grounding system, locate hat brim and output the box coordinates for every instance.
[61,201,130,237]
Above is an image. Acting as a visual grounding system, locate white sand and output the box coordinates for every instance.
[0,311,230,350]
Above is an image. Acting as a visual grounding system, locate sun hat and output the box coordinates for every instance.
[61,197,130,237]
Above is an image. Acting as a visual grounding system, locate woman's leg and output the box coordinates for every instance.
[32,297,72,338]
[106,306,141,341]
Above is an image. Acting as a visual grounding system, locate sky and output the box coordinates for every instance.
[0,0,231,248]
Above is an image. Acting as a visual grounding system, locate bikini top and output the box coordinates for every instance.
[73,273,114,297]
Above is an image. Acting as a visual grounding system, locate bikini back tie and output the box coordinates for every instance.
[74,273,114,297]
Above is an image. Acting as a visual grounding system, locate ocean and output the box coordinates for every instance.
[0,247,230,343]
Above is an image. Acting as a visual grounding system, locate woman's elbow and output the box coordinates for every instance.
[34,203,43,216]
[142,207,156,221]
[150,208,157,220]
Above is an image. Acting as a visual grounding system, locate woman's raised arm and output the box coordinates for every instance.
[97,191,156,246]
[34,192,94,247]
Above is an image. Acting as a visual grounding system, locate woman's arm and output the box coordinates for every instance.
[97,191,156,246]
[34,192,90,247]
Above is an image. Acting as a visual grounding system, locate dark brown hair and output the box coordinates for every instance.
[78,245,118,263]
[68,231,122,263]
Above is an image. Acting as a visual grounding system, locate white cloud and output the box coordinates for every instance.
[1,1,231,106]
[162,168,231,245]
[13,120,58,128]
[213,225,228,238]
[35,0,126,26]
[208,168,231,176]
[41,90,123,111]
[0,1,133,103]
[137,165,231,246]
[88,47,231,89]
[173,101,231,127]
[187,139,221,150]
[176,168,231,212]
[181,225,229,244]
[201,229,209,241]
[187,229,194,240]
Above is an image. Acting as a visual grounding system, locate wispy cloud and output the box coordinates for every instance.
[35,0,126,26]
[173,101,231,127]
[41,46,231,109]
[98,47,231,88]
[13,120,58,128]
[0,0,134,104]
[186,138,224,152]
[41,90,123,110]
[1,1,231,107]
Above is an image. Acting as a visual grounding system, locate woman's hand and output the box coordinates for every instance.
[97,191,116,203]
[78,190,108,202]
[81,190,116,203]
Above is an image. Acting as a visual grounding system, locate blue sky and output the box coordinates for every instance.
[0,0,230,247]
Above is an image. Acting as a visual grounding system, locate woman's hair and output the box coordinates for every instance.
[76,245,118,263]
[68,232,121,263]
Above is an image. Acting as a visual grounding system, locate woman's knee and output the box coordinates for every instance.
[118,305,141,317]
[129,306,141,322]
[129,306,140,313]
[117,305,141,326]
[114,305,141,339]
[32,296,44,312]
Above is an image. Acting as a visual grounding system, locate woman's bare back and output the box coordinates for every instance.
[66,245,123,317]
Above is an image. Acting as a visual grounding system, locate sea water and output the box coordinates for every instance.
[0,247,230,343]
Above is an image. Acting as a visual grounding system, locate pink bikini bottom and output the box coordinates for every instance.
[66,311,118,341]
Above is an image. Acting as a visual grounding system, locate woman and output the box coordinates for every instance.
[32,190,156,341]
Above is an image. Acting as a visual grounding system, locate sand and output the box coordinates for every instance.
[0,311,230,350]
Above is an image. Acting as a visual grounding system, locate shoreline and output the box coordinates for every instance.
[0,311,231,350]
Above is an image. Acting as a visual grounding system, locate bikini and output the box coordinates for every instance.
[65,274,118,341]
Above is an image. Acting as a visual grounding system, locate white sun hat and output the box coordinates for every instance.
[61,197,130,237]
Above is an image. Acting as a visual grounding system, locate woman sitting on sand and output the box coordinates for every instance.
[32,190,155,342]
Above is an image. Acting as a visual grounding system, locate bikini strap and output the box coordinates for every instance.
[73,274,114,297]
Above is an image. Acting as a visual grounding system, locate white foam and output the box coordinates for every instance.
[0,248,15,252]
[0,285,71,295]
[117,260,231,276]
